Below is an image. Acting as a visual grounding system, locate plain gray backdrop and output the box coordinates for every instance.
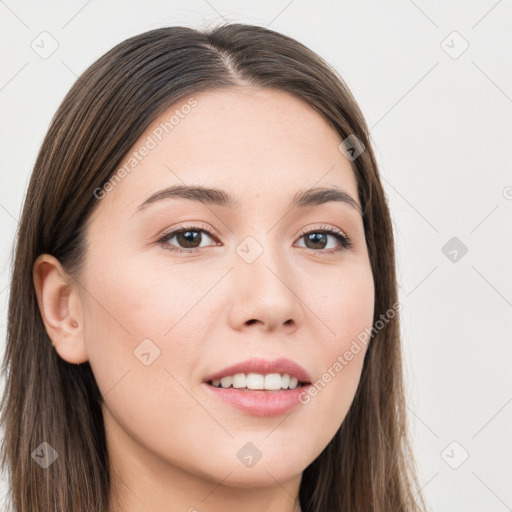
[0,1,511,511]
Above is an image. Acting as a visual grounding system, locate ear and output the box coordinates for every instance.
[32,254,88,364]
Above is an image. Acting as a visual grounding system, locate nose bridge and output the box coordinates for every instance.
[236,227,286,287]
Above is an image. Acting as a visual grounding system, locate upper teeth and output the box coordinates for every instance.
[211,373,301,390]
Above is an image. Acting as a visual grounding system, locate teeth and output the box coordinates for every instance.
[220,376,232,388]
[247,373,264,389]
[210,373,304,390]
[263,373,281,390]
[232,373,246,388]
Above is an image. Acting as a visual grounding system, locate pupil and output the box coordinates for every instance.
[178,230,200,248]
[306,233,326,249]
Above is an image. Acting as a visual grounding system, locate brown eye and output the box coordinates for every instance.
[174,229,202,249]
[303,232,329,250]
[296,227,352,254]
[157,226,219,253]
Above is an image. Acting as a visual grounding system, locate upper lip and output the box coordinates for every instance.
[203,357,312,384]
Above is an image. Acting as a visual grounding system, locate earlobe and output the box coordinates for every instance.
[32,254,89,364]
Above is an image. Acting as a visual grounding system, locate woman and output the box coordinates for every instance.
[0,23,427,512]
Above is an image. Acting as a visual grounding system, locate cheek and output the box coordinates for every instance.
[78,251,170,392]
[79,262,205,459]
[308,257,375,344]
[79,249,218,404]
[297,323,371,457]
[297,259,374,433]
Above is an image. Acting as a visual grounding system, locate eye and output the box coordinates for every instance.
[157,224,219,253]
[295,225,352,254]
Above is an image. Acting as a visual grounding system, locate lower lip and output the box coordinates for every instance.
[203,383,311,417]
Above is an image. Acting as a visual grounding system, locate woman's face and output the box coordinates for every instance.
[75,87,374,500]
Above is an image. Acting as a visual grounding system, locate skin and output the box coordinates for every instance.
[33,87,375,512]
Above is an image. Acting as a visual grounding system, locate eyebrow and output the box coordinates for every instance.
[135,184,363,216]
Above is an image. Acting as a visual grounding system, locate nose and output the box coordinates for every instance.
[227,239,305,333]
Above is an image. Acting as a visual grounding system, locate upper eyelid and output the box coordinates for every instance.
[297,223,347,237]
[159,222,218,239]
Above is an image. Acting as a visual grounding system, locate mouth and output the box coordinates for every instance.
[202,358,312,416]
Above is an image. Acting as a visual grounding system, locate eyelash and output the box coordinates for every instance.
[157,223,352,255]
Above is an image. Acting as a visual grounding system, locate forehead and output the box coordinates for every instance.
[94,87,359,218]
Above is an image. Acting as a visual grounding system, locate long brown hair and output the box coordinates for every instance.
[1,23,427,512]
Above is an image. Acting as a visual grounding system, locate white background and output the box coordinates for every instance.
[0,1,511,511]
